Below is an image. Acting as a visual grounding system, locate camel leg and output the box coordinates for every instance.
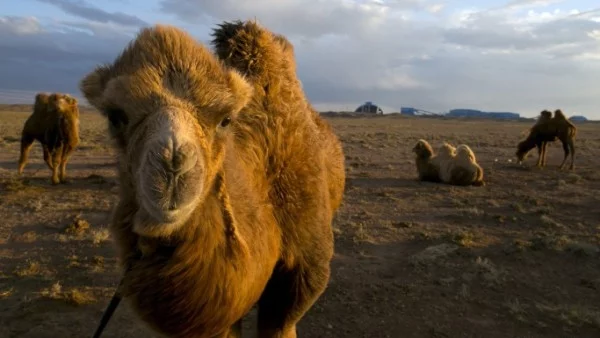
[535,143,544,167]
[568,139,575,170]
[43,146,53,170]
[50,146,63,185]
[17,134,35,174]
[256,259,331,338]
[540,142,548,167]
[559,141,570,170]
[59,145,74,183]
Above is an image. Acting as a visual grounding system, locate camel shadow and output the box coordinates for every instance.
[0,174,118,192]
[0,161,116,171]
[346,177,428,189]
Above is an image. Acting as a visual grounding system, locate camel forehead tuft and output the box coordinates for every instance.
[81,24,251,116]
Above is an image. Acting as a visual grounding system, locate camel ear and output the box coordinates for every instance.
[226,70,253,113]
[79,65,112,110]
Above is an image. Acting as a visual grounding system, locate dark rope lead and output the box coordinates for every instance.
[92,277,125,338]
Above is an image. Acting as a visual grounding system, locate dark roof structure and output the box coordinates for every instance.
[355,101,383,114]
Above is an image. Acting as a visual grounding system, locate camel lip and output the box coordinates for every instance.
[139,193,184,223]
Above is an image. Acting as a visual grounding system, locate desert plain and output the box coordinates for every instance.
[0,106,599,338]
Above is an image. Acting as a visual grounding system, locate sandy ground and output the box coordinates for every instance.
[1,109,599,338]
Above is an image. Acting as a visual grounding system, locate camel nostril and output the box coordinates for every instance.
[171,144,198,174]
[150,139,198,175]
[172,151,185,172]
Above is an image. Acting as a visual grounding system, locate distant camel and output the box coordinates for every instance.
[516,109,576,170]
[18,92,80,184]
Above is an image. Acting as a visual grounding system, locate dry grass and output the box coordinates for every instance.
[40,282,97,306]
[0,109,599,337]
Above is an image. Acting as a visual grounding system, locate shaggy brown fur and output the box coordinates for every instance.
[516,109,577,170]
[429,142,485,187]
[214,23,345,213]
[80,21,343,338]
[433,142,457,183]
[524,109,556,167]
[310,108,346,211]
[17,92,80,184]
[412,139,441,183]
[451,144,485,186]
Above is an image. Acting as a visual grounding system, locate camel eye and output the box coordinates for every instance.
[220,116,231,128]
[105,108,128,129]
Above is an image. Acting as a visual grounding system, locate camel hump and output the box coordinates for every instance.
[553,109,568,120]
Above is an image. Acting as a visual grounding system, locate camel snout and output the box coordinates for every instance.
[149,137,199,177]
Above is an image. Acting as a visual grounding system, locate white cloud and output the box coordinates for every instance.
[0,17,133,95]
[0,16,43,35]
[426,3,444,14]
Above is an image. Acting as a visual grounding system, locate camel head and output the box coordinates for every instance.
[515,139,535,165]
[79,25,252,237]
[412,139,434,159]
[48,93,78,114]
[539,110,552,121]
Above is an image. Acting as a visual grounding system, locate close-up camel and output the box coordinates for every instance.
[79,20,345,338]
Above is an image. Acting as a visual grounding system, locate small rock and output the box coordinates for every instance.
[409,244,459,265]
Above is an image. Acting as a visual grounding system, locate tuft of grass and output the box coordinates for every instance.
[409,243,459,266]
[89,228,110,245]
[511,239,532,252]
[92,255,105,268]
[540,215,563,228]
[0,288,14,299]
[474,256,503,286]
[457,283,470,301]
[536,303,600,328]
[530,234,571,251]
[10,230,37,243]
[448,230,477,248]
[487,199,501,207]
[351,222,374,243]
[460,207,484,217]
[14,259,42,277]
[506,298,528,322]
[63,217,91,236]
[511,202,527,214]
[40,282,97,306]
[66,289,97,305]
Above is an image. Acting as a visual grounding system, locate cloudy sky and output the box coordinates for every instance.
[0,0,598,118]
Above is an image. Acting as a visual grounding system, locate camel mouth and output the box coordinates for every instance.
[138,168,203,223]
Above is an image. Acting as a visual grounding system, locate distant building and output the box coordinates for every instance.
[447,109,520,119]
[355,101,383,114]
[401,107,441,116]
[401,107,417,115]
[569,115,588,122]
